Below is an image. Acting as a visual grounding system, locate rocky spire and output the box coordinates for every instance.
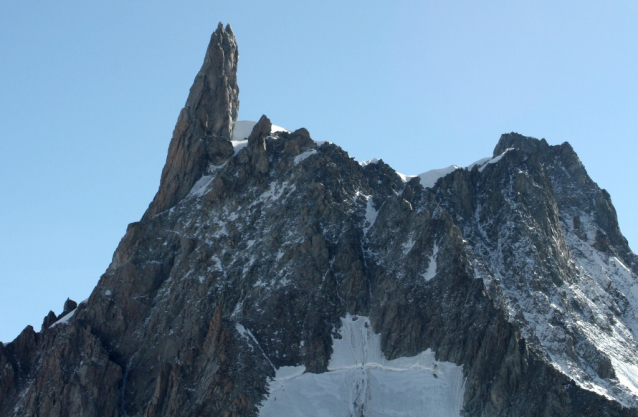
[144,23,239,219]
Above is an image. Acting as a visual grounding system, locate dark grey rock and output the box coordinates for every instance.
[60,298,77,318]
[41,310,57,331]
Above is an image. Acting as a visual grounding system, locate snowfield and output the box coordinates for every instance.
[258,314,465,417]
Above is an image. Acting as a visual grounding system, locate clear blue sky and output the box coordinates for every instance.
[1,1,637,343]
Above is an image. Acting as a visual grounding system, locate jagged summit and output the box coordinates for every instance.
[144,22,239,219]
[493,132,549,156]
[185,22,239,139]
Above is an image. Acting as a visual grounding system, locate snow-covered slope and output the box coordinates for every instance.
[433,135,638,409]
[258,314,465,417]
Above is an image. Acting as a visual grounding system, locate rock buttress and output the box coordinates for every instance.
[144,22,239,220]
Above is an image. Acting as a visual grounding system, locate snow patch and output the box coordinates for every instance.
[231,139,248,154]
[390,149,512,190]
[231,120,257,141]
[360,158,380,167]
[423,244,439,281]
[259,314,465,417]
[396,171,417,183]
[478,148,514,172]
[466,156,492,170]
[50,309,76,328]
[402,236,416,255]
[363,197,379,235]
[230,120,288,155]
[294,149,317,165]
[231,120,288,141]
[188,175,215,198]
[418,165,461,189]
[257,181,293,204]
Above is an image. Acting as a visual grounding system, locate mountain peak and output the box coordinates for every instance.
[185,22,239,137]
[144,23,239,219]
[4,25,638,417]
[493,132,549,157]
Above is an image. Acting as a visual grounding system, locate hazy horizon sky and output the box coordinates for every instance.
[2,1,637,342]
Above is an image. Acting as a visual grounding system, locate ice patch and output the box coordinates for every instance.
[259,314,465,417]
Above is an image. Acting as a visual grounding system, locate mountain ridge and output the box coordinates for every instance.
[2,24,638,417]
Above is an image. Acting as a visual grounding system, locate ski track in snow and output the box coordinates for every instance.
[258,314,465,417]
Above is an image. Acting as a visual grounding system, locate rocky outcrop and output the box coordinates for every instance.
[144,22,239,220]
[61,298,77,318]
[247,115,272,174]
[41,311,57,331]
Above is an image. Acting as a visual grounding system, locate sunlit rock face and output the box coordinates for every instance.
[2,25,638,417]
[144,22,239,220]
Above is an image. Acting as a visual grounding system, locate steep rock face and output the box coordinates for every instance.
[145,22,239,220]
[2,26,638,417]
[435,136,638,410]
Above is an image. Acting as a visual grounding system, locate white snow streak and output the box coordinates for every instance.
[187,175,215,198]
[418,166,461,189]
[363,197,378,235]
[477,148,514,172]
[391,148,515,189]
[294,149,317,165]
[423,244,439,281]
[50,309,76,328]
